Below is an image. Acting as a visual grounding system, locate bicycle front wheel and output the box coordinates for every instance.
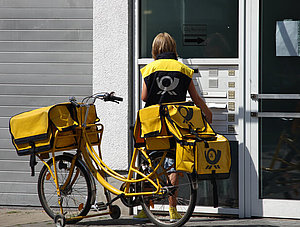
[139,151,197,227]
[38,154,94,223]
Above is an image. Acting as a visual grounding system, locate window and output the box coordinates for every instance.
[140,0,238,58]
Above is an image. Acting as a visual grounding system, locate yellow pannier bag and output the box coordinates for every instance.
[167,105,206,131]
[9,103,100,156]
[138,104,162,138]
[175,134,231,179]
[10,105,56,156]
[162,104,216,140]
[175,139,196,173]
[133,102,216,150]
[196,134,231,179]
[134,104,172,150]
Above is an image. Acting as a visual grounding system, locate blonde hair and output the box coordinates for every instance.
[151,32,177,60]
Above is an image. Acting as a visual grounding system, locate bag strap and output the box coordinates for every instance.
[29,141,38,177]
[161,104,216,146]
[188,125,210,148]
[160,105,184,140]
[210,170,219,208]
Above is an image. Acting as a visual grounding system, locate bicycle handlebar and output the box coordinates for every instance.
[69,96,80,107]
[69,92,123,106]
[102,92,123,102]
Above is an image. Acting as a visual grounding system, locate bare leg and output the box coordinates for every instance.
[168,172,178,207]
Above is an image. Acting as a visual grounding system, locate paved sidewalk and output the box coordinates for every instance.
[1,207,300,227]
[0,207,49,227]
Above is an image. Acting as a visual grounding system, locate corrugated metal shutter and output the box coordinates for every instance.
[0,0,92,206]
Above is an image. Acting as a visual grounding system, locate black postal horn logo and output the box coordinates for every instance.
[205,148,222,169]
[178,106,193,124]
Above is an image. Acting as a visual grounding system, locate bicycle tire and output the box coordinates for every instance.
[139,151,197,227]
[38,154,94,224]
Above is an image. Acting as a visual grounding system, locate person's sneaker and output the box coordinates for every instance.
[169,206,182,222]
[133,209,148,221]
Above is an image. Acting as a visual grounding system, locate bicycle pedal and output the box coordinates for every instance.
[94,202,107,211]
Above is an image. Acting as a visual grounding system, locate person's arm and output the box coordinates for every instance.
[141,80,148,102]
[188,81,213,123]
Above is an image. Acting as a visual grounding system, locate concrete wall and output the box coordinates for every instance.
[93,0,131,170]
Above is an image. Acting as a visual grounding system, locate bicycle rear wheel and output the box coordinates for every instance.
[139,151,197,227]
[38,154,95,223]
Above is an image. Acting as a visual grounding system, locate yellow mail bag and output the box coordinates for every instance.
[9,103,99,156]
[175,134,231,179]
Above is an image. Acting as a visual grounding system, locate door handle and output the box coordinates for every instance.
[251,94,300,100]
[251,112,300,118]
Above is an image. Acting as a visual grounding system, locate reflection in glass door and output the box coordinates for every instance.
[259,0,300,201]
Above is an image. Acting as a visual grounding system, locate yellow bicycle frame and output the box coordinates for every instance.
[37,104,171,218]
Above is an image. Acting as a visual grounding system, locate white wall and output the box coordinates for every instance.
[93,0,129,170]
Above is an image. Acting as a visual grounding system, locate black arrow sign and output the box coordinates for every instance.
[184,37,205,44]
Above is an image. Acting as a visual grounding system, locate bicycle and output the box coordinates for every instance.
[33,92,197,227]
[262,118,300,198]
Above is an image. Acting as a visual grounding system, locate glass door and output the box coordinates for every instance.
[248,0,300,218]
[135,0,244,216]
